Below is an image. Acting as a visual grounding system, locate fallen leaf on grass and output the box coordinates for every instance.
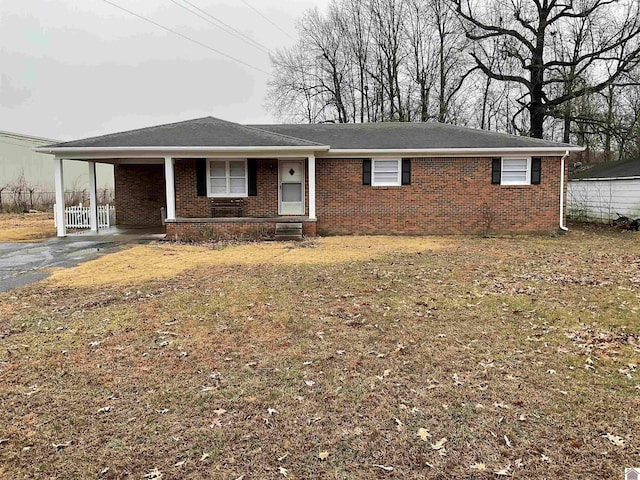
[394,418,404,431]
[603,433,625,447]
[373,464,394,471]
[469,463,486,471]
[53,441,71,450]
[278,466,288,477]
[305,380,315,387]
[200,452,210,461]
[174,459,187,467]
[97,406,111,414]
[431,438,447,450]
[0,439,9,445]
[494,465,512,476]
[144,468,162,479]
[267,408,278,415]
[417,428,431,440]
[213,408,227,415]
[504,435,512,448]
[318,451,330,460]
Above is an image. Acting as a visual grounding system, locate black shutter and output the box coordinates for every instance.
[196,158,207,196]
[248,159,257,196]
[401,159,411,185]
[531,157,542,185]
[362,159,372,185]
[491,158,501,185]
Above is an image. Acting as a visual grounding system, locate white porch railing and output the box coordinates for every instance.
[53,204,115,229]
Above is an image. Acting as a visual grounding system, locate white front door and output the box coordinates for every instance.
[279,160,305,215]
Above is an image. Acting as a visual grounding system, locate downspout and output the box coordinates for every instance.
[559,150,569,231]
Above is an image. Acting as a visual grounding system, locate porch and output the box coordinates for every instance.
[51,155,318,239]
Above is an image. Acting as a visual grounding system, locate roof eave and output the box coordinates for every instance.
[319,146,584,158]
[33,145,331,159]
[570,175,640,181]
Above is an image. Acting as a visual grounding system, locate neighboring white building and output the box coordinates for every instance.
[0,130,113,189]
[568,160,640,222]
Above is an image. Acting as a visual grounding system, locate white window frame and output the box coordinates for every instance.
[372,158,402,186]
[501,157,531,186]
[206,159,248,197]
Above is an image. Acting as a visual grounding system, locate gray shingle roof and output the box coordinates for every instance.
[250,122,574,150]
[45,117,324,149]
[42,116,577,151]
[571,159,640,179]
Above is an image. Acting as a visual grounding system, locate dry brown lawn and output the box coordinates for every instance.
[1,226,639,479]
[0,213,55,242]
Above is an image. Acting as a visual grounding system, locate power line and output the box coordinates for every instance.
[101,0,269,75]
[240,0,295,41]
[170,0,272,55]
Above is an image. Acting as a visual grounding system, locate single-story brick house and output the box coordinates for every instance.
[36,116,583,239]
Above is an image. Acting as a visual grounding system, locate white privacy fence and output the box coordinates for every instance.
[53,204,115,229]
[567,178,640,223]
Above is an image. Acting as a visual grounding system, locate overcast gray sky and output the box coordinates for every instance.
[0,0,331,141]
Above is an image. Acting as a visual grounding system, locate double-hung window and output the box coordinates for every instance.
[372,159,401,186]
[501,157,531,186]
[208,159,248,197]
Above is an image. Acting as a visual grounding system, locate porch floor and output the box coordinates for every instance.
[64,225,166,241]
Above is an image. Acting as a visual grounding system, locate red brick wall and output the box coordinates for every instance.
[114,164,165,226]
[316,157,564,235]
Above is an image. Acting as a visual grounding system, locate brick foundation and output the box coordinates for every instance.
[166,218,317,241]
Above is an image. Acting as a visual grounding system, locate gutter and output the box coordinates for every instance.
[320,146,585,158]
[34,145,330,153]
[560,150,569,232]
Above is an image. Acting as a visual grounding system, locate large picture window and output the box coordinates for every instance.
[208,159,248,197]
[372,159,401,186]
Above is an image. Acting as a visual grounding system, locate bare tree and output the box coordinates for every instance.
[451,0,640,138]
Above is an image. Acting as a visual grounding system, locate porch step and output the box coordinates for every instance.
[275,222,303,241]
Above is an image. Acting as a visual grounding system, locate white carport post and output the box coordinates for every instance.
[53,156,66,237]
[88,161,98,232]
[164,157,176,220]
[308,154,316,220]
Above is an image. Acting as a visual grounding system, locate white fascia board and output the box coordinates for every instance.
[319,146,584,158]
[34,145,330,160]
[570,176,640,182]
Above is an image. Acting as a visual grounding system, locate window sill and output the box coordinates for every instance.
[207,194,249,198]
[371,185,403,190]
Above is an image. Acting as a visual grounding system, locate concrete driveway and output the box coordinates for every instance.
[0,228,165,292]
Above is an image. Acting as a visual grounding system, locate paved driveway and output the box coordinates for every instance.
[0,240,123,292]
